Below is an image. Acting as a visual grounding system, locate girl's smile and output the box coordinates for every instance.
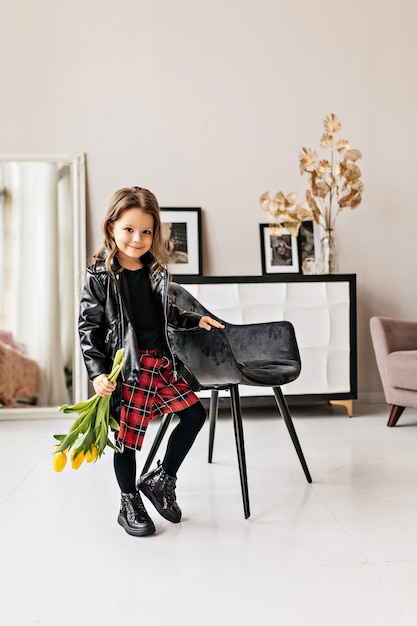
[109,208,154,269]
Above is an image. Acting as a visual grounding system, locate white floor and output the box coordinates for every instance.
[1,402,417,625]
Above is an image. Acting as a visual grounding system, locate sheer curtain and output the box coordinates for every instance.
[6,162,73,406]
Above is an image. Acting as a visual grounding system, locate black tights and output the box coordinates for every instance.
[113,401,206,493]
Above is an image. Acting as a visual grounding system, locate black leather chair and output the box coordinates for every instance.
[141,282,312,519]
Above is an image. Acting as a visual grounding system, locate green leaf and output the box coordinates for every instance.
[59,396,99,414]
[82,428,95,453]
[54,429,81,453]
[106,437,118,452]
[110,348,125,372]
[68,409,90,434]
[108,354,127,383]
[108,415,120,431]
[98,422,107,454]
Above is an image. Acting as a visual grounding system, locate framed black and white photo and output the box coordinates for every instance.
[160,207,202,276]
[297,219,321,265]
[259,224,300,274]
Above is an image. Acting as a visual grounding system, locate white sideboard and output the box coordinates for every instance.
[176,275,357,411]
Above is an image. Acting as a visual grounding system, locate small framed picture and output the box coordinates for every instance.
[160,208,202,276]
[297,220,321,265]
[259,224,300,274]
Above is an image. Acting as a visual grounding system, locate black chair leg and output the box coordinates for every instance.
[140,413,174,476]
[230,385,250,519]
[273,387,312,483]
[208,389,219,463]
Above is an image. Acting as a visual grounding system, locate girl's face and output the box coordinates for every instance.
[109,208,154,269]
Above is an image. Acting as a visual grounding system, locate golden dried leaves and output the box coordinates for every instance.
[299,147,317,173]
[260,113,363,233]
[260,191,311,236]
[320,134,334,150]
[323,113,342,133]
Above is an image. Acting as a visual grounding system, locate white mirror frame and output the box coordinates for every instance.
[0,153,88,419]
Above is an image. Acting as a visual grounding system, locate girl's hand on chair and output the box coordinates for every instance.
[199,316,225,331]
[92,374,117,397]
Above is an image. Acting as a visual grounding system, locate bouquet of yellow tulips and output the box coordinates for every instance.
[53,348,126,472]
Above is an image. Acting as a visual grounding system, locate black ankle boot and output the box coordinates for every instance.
[118,491,156,536]
[138,462,182,523]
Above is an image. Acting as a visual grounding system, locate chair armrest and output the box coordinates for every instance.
[168,327,242,387]
[370,316,417,354]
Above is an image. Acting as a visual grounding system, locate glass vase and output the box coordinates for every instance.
[320,230,338,274]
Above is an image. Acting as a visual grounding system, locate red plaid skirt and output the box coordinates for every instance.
[116,350,199,451]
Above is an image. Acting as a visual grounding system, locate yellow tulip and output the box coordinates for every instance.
[85,445,98,463]
[53,448,67,472]
[71,450,85,470]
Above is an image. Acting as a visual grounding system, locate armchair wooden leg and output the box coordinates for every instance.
[387,405,405,427]
[273,387,312,483]
[208,389,219,463]
[230,385,250,519]
[140,413,174,476]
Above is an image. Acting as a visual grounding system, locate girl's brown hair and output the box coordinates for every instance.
[94,186,167,275]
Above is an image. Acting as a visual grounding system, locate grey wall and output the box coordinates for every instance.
[2,0,416,399]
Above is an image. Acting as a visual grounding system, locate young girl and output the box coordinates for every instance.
[78,186,223,537]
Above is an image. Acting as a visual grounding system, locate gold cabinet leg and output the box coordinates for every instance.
[330,399,353,417]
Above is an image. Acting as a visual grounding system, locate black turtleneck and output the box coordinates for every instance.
[122,267,164,349]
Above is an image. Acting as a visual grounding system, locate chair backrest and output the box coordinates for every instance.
[169,282,223,322]
[370,316,417,354]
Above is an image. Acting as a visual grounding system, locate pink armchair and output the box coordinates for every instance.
[370,316,417,426]
[0,331,38,407]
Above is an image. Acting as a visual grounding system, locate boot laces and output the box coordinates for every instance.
[123,492,146,522]
[122,494,136,523]
[161,474,176,506]
[133,491,147,513]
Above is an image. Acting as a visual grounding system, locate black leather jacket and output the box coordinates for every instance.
[78,253,201,417]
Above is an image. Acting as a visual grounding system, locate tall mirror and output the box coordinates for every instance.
[0,153,88,416]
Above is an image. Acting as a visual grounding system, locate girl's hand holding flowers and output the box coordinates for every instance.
[92,373,117,397]
[52,349,126,472]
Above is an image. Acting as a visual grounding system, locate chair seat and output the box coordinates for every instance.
[239,359,300,386]
[387,350,417,391]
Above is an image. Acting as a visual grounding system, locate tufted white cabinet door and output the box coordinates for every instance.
[178,275,357,401]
